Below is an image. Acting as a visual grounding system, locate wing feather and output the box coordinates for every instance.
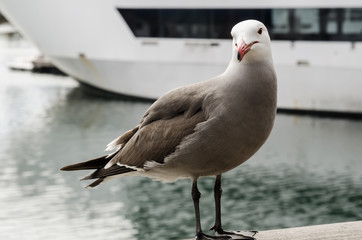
[114,109,205,167]
[104,82,211,169]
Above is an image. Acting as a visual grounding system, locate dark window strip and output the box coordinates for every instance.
[118,8,362,41]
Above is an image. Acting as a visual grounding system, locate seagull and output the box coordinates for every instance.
[61,19,277,240]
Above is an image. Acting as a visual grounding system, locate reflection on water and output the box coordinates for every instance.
[1,36,362,240]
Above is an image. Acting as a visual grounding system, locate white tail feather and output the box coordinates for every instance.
[105,138,121,151]
[117,163,145,172]
[144,161,163,170]
[104,161,114,169]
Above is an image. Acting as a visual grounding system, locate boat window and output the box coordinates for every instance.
[118,8,362,41]
[343,9,362,35]
[163,10,210,38]
[211,9,271,39]
[119,9,159,37]
[294,9,320,34]
[271,9,290,35]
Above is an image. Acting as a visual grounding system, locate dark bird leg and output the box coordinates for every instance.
[210,175,223,233]
[192,179,231,240]
[210,175,257,240]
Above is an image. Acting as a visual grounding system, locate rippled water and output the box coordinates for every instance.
[1,35,362,240]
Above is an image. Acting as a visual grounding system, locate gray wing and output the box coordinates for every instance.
[105,83,209,168]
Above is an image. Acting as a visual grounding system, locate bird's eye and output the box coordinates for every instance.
[257,28,263,35]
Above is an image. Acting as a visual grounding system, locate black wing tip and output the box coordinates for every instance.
[85,178,105,188]
[79,165,136,181]
[80,174,93,181]
[59,163,86,171]
[60,165,75,171]
[60,155,112,171]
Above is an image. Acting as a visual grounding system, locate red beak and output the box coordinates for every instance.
[237,40,259,62]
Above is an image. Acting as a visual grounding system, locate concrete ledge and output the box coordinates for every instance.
[185,221,362,239]
[254,221,362,240]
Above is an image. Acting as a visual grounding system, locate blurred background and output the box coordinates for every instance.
[1,2,362,240]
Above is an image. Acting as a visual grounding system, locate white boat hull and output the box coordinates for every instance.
[51,56,227,99]
[1,0,362,113]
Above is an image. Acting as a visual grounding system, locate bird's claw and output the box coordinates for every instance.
[212,228,257,240]
[195,232,232,240]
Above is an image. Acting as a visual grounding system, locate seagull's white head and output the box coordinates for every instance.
[231,20,272,64]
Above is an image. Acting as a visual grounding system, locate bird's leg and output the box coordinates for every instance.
[192,179,231,240]
[210,174,223,233]
[210,175,257,240]
[192,180,203,236]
